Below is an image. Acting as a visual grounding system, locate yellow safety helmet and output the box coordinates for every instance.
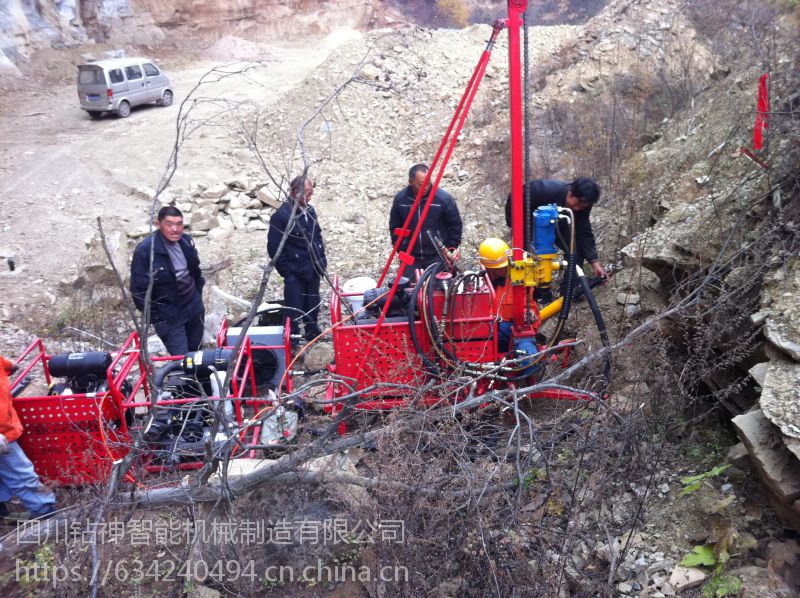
[479,238,510,269]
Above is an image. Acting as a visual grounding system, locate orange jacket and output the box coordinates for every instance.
[492,277,515,321]
[0,356,23,442]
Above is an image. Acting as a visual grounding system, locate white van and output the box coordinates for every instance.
[77,57,173,119]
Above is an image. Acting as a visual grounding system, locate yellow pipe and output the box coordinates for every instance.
[538,297,563,321]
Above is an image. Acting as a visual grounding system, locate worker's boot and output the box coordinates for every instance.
[304,327,323,343]
[3,505,56,521]
[0,503,32,522]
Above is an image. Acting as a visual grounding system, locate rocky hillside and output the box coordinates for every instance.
[0,0,384,74]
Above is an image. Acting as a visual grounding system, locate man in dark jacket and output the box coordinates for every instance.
[130,206,206,355]
[389,163,462,269]
[504,178,607,279]
[267,175,327,342]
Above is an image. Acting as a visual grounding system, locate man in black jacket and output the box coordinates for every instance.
[389,163,462,270]
[267,175,327,342]
[130,206,206,355]
[504,178,607,279]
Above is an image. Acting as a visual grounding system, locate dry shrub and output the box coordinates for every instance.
[542,42,705,179]
[335,384,668,595]
[683,0,785,67]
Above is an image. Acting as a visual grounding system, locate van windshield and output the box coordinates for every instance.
[78,69,103,85]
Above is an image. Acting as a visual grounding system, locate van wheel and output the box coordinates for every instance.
[160,90,173,107]
[88,112,103,120]
[117,101,131,118]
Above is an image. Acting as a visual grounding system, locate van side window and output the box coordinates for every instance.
[109,69,124,84]
[125,65,143,80]
[143,63,160,77]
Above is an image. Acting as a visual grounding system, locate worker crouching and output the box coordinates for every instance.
[479,238,515,353]
[479,238,544,378]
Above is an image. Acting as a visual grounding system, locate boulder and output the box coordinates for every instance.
[762,258,800,361]
[360,62,381,80]
[224,178,249,192]
[726,442,752,470]
[229,210,248,230]
[616,290,640,305]
[302,342,334,372]
[255,188,283,210]
[147,335,166,356]
[193,194,220,209]
[127,225,151,239]
[245,219,268,232]
[786,438,800,463]
[200,184,229,199]
[70,230,129,288]
[623,304,641,318]
[191,208,219,232]
[759,356,800,442]
[667,566,706,591]
[748,362,768,387]
[216,213,234,230]
[621,217,705,287]
[207,227,232,242]
[228,193,249,210]
[732,408,800,529]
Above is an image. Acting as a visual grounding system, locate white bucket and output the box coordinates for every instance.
[342,276,377,315]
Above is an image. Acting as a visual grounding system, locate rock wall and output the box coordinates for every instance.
[84,0,378,45]
[0,0,86,74]
[619,42,800,528]
[0,0,378,69]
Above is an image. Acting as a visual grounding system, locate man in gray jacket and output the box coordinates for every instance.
[130,206,205,355]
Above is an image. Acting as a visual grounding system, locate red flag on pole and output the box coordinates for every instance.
[753,73,769,150]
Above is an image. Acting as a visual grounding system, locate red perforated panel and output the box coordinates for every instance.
[14,396,130,486]
[333,321,429,390]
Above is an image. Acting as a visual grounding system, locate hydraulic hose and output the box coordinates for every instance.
[577,274,612,388]
[447,271,501,366]
[559,251,577,325]
[207,365,233,422]
[424,265,461,366]
[409,266,535,381]
[446,272,465,356]
[154,360,183,389]
[522,11,532,251]
[549,210,577,345]
[522,10,533,331]
[408,264,442,372]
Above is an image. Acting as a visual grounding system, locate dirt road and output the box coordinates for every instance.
[0,32,364,335]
